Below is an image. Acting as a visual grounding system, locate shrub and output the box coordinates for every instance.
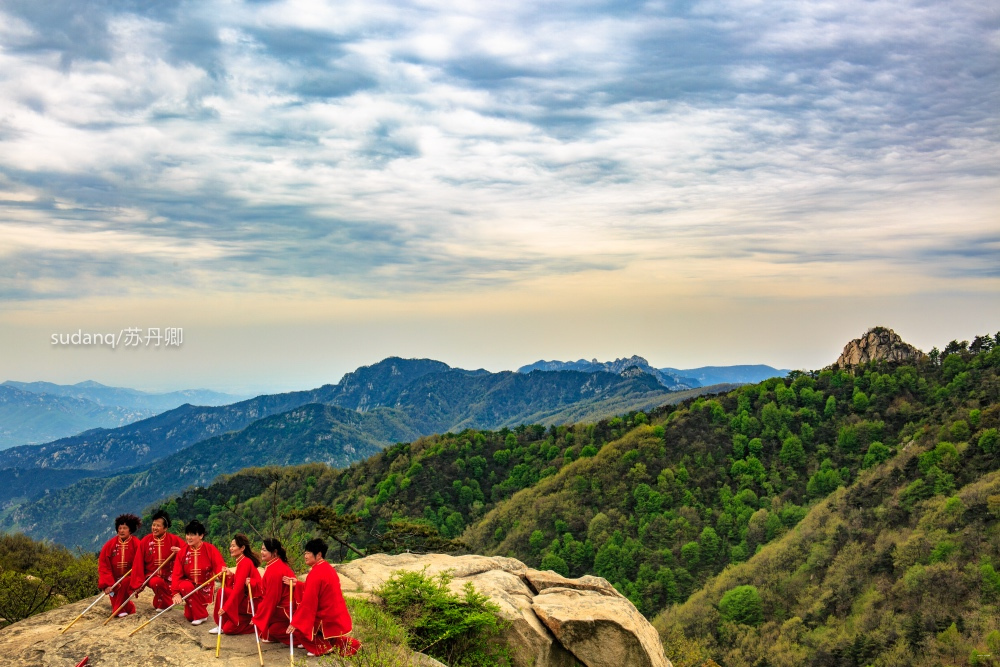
[718,584,764,626]
[979,428,999,454]
[375,569,512,667]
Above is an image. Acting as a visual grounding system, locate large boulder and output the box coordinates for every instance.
[0,588,442,667]
[336,553,672,667]
[0,554,671,667]
[835,327,923,369]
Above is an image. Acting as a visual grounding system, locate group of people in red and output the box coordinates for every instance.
[97,510,361,658]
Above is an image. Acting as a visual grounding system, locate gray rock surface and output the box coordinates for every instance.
[336,553,672,667]
[0,553,672,667]
[835,327,923,369]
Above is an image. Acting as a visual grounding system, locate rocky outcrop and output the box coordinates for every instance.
[336,553,672,667]
[835,327,923,369]
[0,554,671,667]
[0,588,443,667]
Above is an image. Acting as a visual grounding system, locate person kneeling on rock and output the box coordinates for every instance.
[281,538,361,657]
[170,520,224,625]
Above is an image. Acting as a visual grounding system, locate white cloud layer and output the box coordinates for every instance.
[0,0,997,304]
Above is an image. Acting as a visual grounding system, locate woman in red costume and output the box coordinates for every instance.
[98,514,142,617]
[130,509,184,609]
[170,520,225,624]
[210,533,262,635]
[282,538,361,657]
[251,537,296,642]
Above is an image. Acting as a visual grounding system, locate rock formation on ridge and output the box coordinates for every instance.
[835,326,923,369]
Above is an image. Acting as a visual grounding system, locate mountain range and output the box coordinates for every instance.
[150,328,1000,667]
[0,357,736,546]
[517,356,785,389]
[0,381,247,450]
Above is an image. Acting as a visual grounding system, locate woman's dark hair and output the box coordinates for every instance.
[303,538,328,559]
[115,513,141,534]
[233,533,260,568]
[150,509,171,529]
[184,520,207,536]
[262,538,288,563]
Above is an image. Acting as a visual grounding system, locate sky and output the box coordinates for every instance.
[0,0,997,394]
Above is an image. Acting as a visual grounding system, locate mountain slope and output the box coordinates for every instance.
[660,365,786,386]
[0,357,448,473]
[0,385,152,450]
[149,331,998,638]
[5,404,420,546]
[3,361,700,547]
[654,436,1000,666]
[518,356,700,389]
[3,380,244,411]
[517,357,786,389]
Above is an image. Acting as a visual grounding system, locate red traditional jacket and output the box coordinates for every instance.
[97,535,140,590]
[251,557,295,635]
[170,541,225,594]
[290,559,352,640]
[220,555,262,618]
[131,532,185,590]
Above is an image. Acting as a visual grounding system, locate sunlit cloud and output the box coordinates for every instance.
[0,0,995,307]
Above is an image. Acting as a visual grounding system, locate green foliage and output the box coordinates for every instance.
[979,428,999,454]
[718,585,764,626]
[375,569,512,667]
[655,333,1000,667]
[862,441,892,468]
[337,597,412,667]
[155,329,1000,645]
[0,533,98,628]
[779,435,805,467]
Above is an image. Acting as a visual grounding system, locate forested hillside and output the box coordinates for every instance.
[3,358,719,548]
[12,330,990,663]
[155,332,999,667]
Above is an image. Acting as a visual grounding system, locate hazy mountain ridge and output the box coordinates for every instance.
[4,403,421,546]
[3,380,245,411]
[148,329,998,667]
[518,357,785,389]
[0,389,328,472]
[660,364,787,386]
[2,359,704,546]
[0,381,250,450]
[0,385,153,450]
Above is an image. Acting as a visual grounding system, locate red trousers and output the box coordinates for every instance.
[107,581,136,616]
[146,575,173,610]
[212,589,256,635]
[276,629,360,657]
[262,621,289,642]
[175,580,213,621]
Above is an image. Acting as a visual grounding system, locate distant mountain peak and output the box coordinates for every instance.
[835,327,923,368]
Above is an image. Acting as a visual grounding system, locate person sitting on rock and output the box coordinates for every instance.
[131,509,184,610]
[98,513,142,617]
[251,537,296,642]
[210,533,262,635]
[281,538,361,657]
[170,520,224,625]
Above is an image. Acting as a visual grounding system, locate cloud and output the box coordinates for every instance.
[0,0,996,303]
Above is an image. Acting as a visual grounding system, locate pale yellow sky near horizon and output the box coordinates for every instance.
[1,0,997,394]
[3,265,997,394]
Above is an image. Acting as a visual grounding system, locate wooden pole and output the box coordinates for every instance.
[215,570,227,658]
[129,569,224,636]
[247,581,264,666]
[103,553,176,625]
[60,568,132,634]
[289,580,294,667]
